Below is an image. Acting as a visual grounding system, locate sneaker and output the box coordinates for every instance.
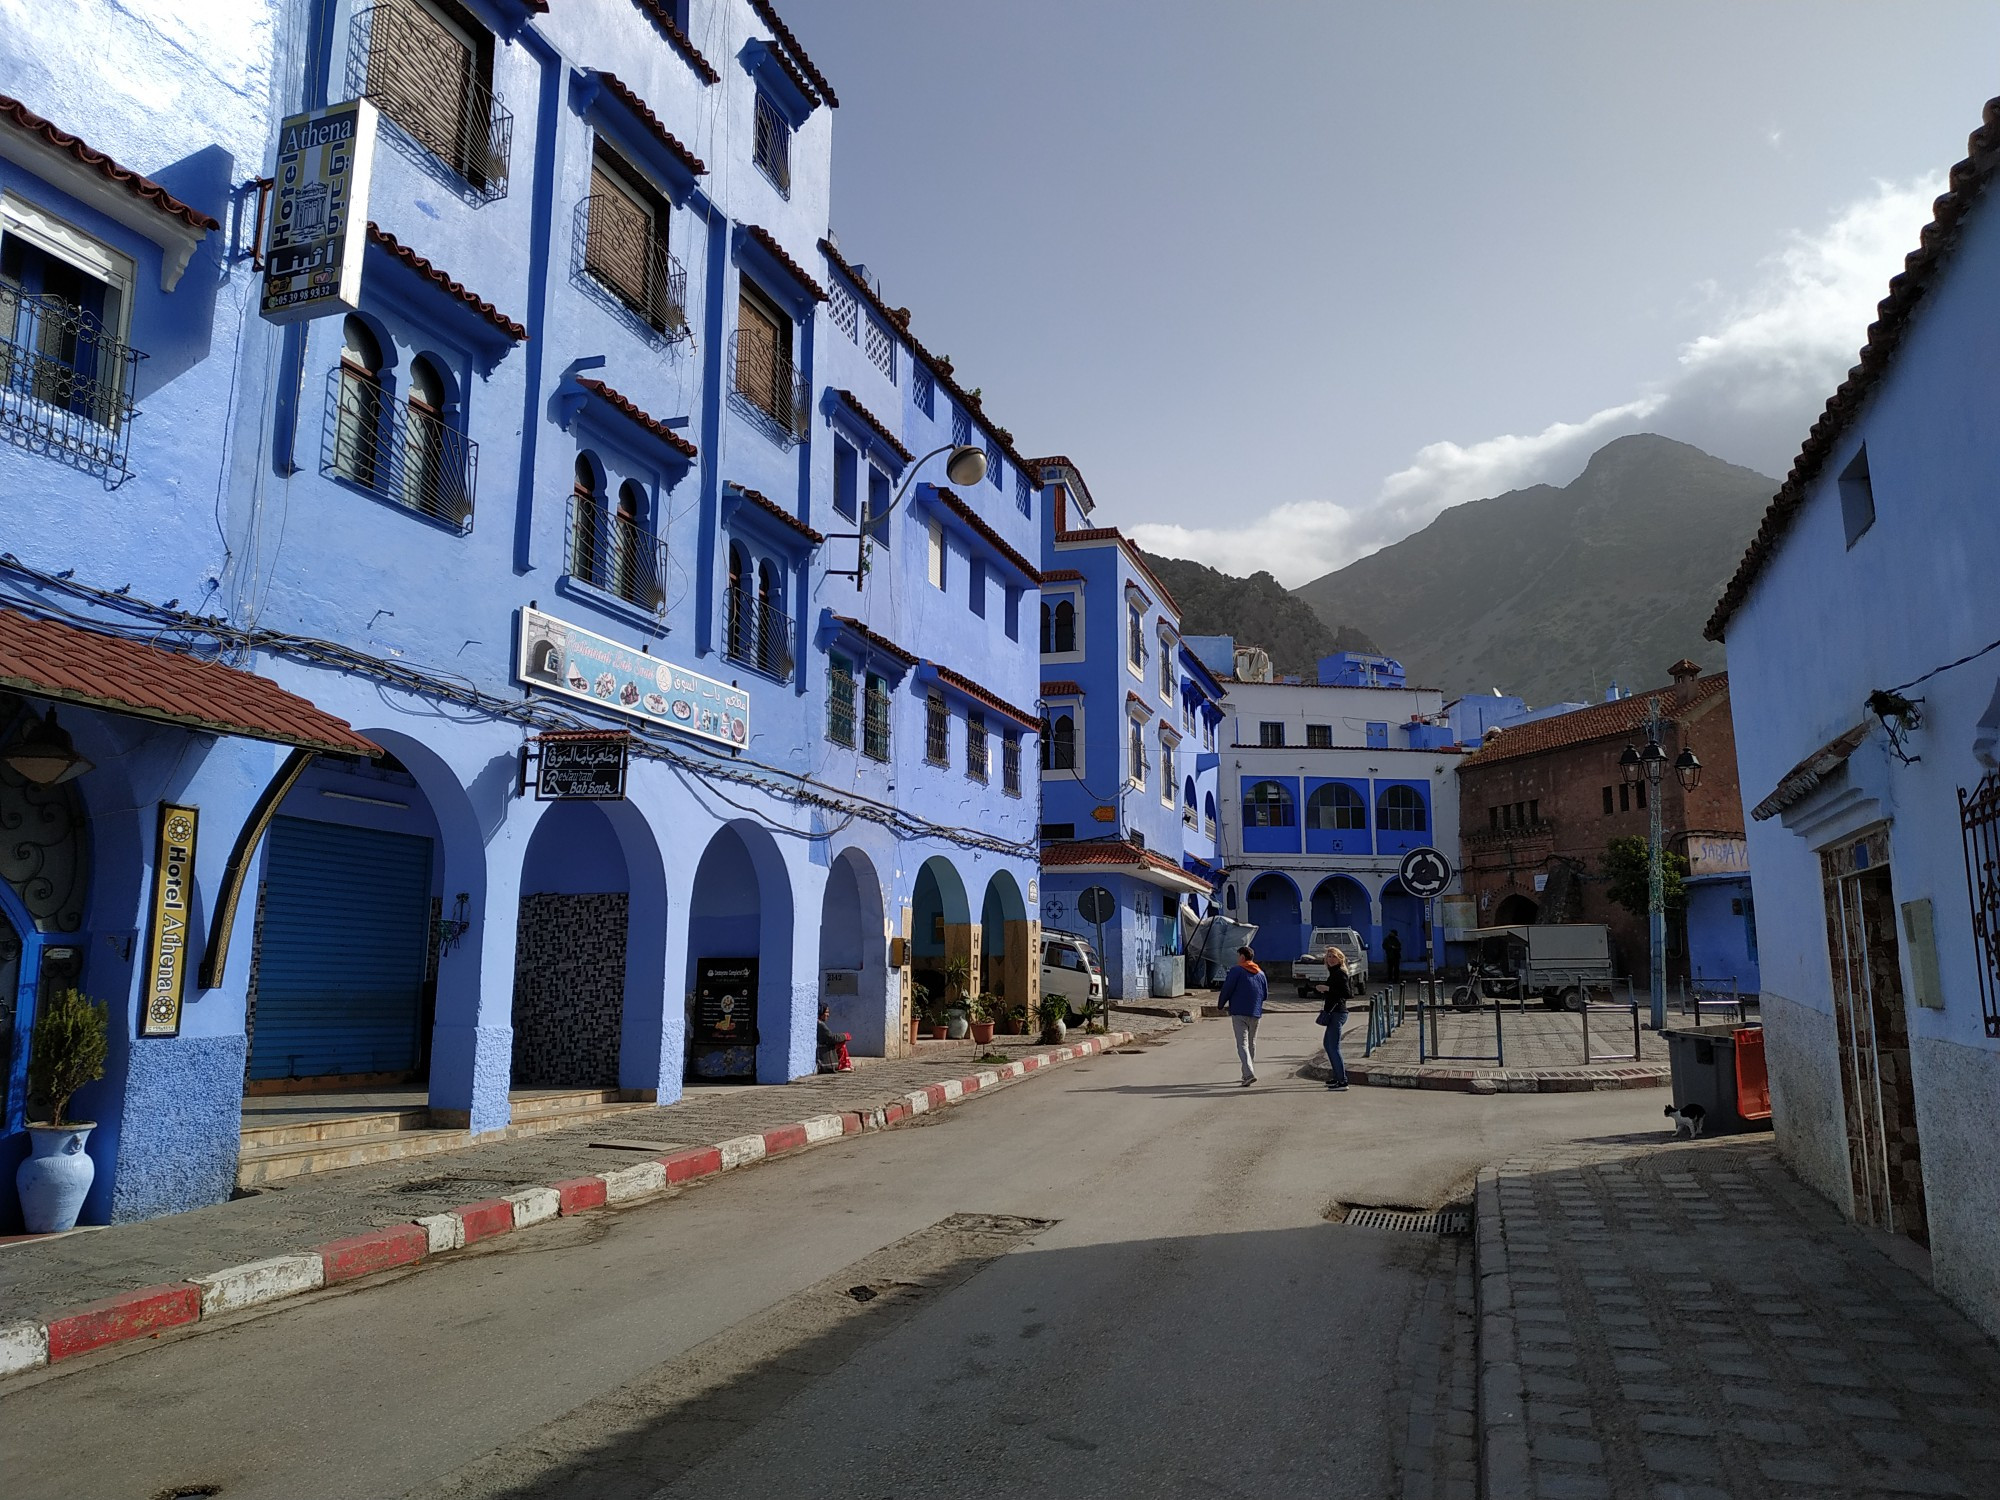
[1327,1082,1349,1091]
[1240,1075,1256,1087]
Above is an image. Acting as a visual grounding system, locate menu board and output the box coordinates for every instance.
[691,957,758,1080]
[517,608,750,750]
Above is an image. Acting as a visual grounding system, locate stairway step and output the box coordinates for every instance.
[239,1108,434,1151]
[506,1089,638,1119]
[235,1128,473,1187]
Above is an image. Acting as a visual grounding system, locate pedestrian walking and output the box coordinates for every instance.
[1318,946,1352,1090]
[1217,945,1268,1085]
[1382,928,1402,986]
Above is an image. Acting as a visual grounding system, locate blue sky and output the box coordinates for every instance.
[786,2,2000,582]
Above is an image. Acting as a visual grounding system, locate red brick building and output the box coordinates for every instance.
[1455,662,1742,979]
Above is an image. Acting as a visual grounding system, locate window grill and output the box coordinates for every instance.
[1003,735,1021,797]
[722,583,794,682]
[728,325,810,446]
[1306,724,1333,748]
[924,692,949,766]
[348,0,512,202]
[577,195,687,340]
[1160,740,1175,799]
[322,366,475,531]
[1015,468,1031,517]
[1159,641,1173,697]
[0,283,144,483]
[951,405,970,448]
[827,655,857,747]
[828,283,857,341]
[1183,800,1197,828]
[966,710,988,782]
[863,675,891,761]
[753,91,791,195]
[986,437,1001,488]
[1128,609,1145,668]
[566,490,666,610]
[862,317,895,382]
[913,365,935,418]
[1958,772,2000,1037]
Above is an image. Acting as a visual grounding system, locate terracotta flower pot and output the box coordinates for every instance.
[910,1018,925,1046]
[931,1025,949,1040]
[970,1021,995,1044]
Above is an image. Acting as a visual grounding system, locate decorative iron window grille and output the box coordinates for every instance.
[1015,469,1031,517]
[322,367,476,532]
[924,692,949,766]
[348,1,512,202]
[0,283,144,484]
[576,195,688,341]
[753,91,791,196]
[1159,641,1173,697]
[1128,609,1145,668]
[1160,740,1175,799]
[986,437,1001,488]
[966,709,988,782]
[862,316,895,383]
[728,326,810,447]
[951,405,970,448]
[1003,734,1022,797]
[912,364,935,419]
[566,490,666,610]
[828,283,858,341]
[863,675,891,761]
[1959,771,2000,1037]
[827,655,857,747]
[722,583,794,682]
[1183,801,1197,828]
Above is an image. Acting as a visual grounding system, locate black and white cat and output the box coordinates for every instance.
[1664,1102,1708,1139]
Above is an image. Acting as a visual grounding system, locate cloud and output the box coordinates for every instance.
[1131,176,1945,586]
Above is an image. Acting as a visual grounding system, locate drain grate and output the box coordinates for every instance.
[1338,1206,1470,1235]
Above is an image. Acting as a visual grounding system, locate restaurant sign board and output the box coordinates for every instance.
[261,98,377,324]
[516,608,750,751]
[138,803,199,1038]
[531,732,629,800]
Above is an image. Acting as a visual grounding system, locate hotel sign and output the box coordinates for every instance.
[516,608,750,751]
[138,803,198,1038]
[261,99,377,323]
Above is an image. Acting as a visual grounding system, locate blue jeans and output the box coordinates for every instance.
[1320,1010,1349,1086]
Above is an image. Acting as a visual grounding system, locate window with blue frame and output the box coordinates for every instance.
[1365,721,1389,748]
[833,435,859,520]
[1004,587,1020,641]
[986,438,1001,488]
[913,364,935,418]
[951,404,970,448]
[1245,780,1295,827]
[969,558,986,618]
[867,465,889,524]
[1015,468,1031,517]
[1307,782,1367,830]
[753,89,792,196]
[1379,785,1427,832]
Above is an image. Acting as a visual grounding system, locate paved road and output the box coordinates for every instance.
[0,1014,1660,1500]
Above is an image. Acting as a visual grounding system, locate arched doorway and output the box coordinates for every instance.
[685,820,795,1082]
[1310,875,1370,935]
[979,869,1034,1022]
[510,800,628,1089]
[1494,893,1539,926]
[911,856,972,1020]
[819,848,888,1056]
[1380,878,1427,972]
[1245,873,1304,964]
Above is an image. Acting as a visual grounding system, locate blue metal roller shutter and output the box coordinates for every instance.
[247,816,434,1081]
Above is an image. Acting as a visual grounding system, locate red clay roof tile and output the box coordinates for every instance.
[748,0,839,107]
[729,483,825,543]
[366,224,527,341]
[743,223,827,302]
[1041,680,1083,697]
[576,377,697,458]
[630,0,720,84]
[593,74,708,176]
[1459,674,1730,768]
[0,95,220,232]
[828,613,918,665]
[1052,526,1182,617]
[830,388,913,463]
[935,488,1040,583]
[926,662,1038,729]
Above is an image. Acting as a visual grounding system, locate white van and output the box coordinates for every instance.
[1040,929,1105,1022]
[1293,927,1370,997]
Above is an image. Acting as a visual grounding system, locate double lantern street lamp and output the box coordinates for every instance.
[1619,701,1703,1031]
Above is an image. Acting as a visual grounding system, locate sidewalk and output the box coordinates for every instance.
[1476,1135,2000,1500]
[0,1027,1162,1374]
[1342,1006,1670,1093]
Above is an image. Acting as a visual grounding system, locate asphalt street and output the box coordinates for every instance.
[0,1013,1661,1500]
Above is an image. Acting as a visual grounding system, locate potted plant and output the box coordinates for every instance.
[1000,1004,1029,1036]
[16,987,109,1234]
[1037,993,1069,1045]
[967,992,997,1046]
[910,984,932,1047]
[939,956,972,1040]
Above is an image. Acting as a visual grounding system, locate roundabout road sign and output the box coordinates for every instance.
[1398,846,1453,899]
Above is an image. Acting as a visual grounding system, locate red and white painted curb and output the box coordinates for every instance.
[0,1032,1134,1377]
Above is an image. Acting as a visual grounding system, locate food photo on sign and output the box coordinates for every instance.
[516,608,750,749]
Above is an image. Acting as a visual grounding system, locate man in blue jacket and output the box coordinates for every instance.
[1218,945,1268,1086]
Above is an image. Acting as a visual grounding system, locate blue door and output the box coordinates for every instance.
[247,817,434,1082]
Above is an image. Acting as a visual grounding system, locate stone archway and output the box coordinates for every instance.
[911,855,973,1017]
[979,868,1036,1020]
[1245,872,1304,964]
[510,800,629,1089]
[685,819,796,1083]
[819,847,889,1056]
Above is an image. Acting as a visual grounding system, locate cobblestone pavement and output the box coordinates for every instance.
[1348,1004,1669,1092]
[1477,1135,2000,1500]
[1391,1231,1480,1500]
[0,1026,1171,1327]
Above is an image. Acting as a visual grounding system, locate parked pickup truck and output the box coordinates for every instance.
[1040,928,1106,1023]
[1293,926,1371,997]
[1454,924,1614,1010]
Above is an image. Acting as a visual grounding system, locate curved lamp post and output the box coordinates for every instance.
[863,443,989,536]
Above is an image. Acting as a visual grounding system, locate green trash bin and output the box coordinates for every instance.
[1662,1024,1770,1135]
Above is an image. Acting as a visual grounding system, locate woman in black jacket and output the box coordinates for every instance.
[1317,948,1352,1091]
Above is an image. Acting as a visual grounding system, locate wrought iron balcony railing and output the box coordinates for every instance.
[863,685,891,762]
[348,1,513,202]
[575,196,688,342]
[322,368,476,532]
[728,327,810,447]
[0,284,144,483]
[722,584,794,683]
[566,491,667,611]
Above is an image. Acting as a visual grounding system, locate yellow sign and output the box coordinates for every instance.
[1092,805,1117,823]
[139,803,199,1038]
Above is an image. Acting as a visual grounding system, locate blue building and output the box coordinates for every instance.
[0,0,1042,1228]
[1035,458,1217,999]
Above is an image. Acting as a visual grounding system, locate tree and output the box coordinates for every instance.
[1600,836,1687,919]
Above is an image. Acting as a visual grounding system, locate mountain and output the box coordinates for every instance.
[1291,434,1776,705]
[1138,552,1379,680]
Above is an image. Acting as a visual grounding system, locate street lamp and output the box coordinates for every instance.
[862,443,988,535]
[2,708,92,785]
[1621,703,1697,1032]
[1674,747,1703,790]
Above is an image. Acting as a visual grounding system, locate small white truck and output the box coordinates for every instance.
[1454,924,1614,1010]
[1293,927,1371,997]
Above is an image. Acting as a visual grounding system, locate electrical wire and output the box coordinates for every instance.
[1885,634,2000,696]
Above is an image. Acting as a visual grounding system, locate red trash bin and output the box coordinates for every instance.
[1733,1026,1772,1120]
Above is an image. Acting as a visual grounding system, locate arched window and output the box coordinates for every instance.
[1183,776,1198,826]
[1052,598,1076,653]
[1379,784,1428,832]
[404,355,449,520]
[332,315,383,487]
[1039,602,1052,655]
[1306,782,1368,830]
[1128,719,1146,787]
[570,454,601,583]
[1049,713,1075,770]
[726,543,749,659]
[1245,780,1295,827]
[1204,792,1217,836]
[756,558,782,675]
[614,480,645,603]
